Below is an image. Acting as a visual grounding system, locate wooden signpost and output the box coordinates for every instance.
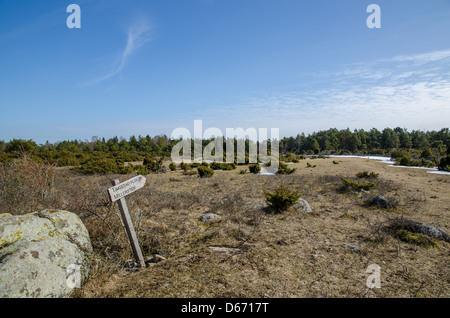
[108,175,147,268]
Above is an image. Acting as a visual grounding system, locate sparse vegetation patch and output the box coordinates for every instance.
[264,185,300,213]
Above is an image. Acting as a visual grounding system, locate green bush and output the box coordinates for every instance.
[180,161,190,171]
[5,139,37,154]
[132,165,149,175]
[264,185,300,213]
[398,156,411,166]
[282,153,300,163]
[356,171,379,179]
[197,166,214,178]
[249,164,261,174]
[0,153,14,164]
[277,162,296,175]
[340,178,375,192]
[210,162,236,170]
[395,229,439,248]
[390,149,410,160]
[438,155,450,172]
[420,148,432,159]
[396,155,435,168]
[143,156,166,173]
[169,162,177,171]
[74,158,131,175]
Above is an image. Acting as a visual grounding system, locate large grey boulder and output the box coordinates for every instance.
[0,210,92,298]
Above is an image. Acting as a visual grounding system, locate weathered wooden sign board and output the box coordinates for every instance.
[108,175,146,202]
[108,176,147,268]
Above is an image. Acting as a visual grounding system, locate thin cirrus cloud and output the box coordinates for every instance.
[379,48,450,65]
[84,18,152,86]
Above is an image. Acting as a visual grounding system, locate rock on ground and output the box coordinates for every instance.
[209,246,242,254]
[293,199,312,213]
[199,213,222,223]
[0,210,92,298]
[371,195,389,208]
[401,220,450,242]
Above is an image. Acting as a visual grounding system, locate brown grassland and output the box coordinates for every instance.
[2,156,449,298]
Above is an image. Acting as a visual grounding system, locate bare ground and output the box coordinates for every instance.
[64,157,449,298]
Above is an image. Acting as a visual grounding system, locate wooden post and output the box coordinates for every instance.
[111,179,146,268]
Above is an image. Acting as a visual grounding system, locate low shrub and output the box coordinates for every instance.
[210,162,236,171]
[189,162,209,168]
[420,148,432,159]
[169,162,177,171]
[180,161,190,171]
[277,162,296,175]
[356,171,379,179]
[396,155,435,168]
[438,155,450,172]
[264,185,300,213]
[0,156,55,213]
[340,178,375,192]
[249,164,261,174]
[395,229,439,248]
[74,158,131,175]
[143,156,166,173]
[133,165,149,176]
[390,149,410,160]
[197,166,214,178]
[282,153,301,163]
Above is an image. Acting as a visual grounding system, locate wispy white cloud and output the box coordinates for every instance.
[85,18,152,86]
[380,48,450,64]
[187,48,450,135]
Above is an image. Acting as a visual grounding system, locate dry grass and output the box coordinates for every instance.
[1,156,449,298]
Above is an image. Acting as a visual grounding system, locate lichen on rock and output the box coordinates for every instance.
[0,210,92,298]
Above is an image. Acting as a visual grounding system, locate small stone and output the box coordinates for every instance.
[153,254,166,263]
[209,246,241,254]
[344,244,360,252]
[145,254,166,264]
[123,260,137,268]
[199,213,222,223]
[293,199,312,213]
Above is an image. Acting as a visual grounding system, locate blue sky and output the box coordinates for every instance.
[1,0,449,143]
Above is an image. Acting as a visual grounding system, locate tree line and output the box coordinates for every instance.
[279,127,449,155]
[1,127,449,172]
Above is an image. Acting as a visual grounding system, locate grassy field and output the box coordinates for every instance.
[3,156,449,298]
